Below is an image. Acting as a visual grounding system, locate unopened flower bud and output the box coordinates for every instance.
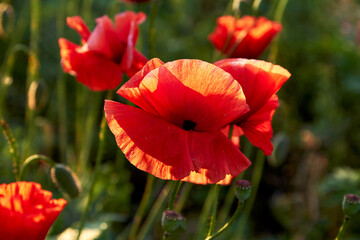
[343,194,360,216]
[161,210,185,233]
[234,180,252,202]
[51,164,81,199]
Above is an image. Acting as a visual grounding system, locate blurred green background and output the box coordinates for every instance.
[1,0,360,239]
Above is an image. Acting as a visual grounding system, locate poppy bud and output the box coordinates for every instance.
[161,210,185,233]
[51,164,81,199]
[234,180,252,202]
[342,194,360,216]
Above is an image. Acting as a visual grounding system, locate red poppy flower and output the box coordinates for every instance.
[0,181,67,240]
[59,11,148,91]
[104,58,251,184]
[214,58,291,155]
[209,15,282,59]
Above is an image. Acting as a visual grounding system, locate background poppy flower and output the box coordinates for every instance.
[105,58,251,184]
[0,181,67,240]
[59,11,148,91]
[209,15,282,59]
[215,58,291,156]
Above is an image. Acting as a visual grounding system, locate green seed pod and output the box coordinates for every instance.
[342,194,360,216]
[51,164,81,199]
[234,180,252,202]
[161,210,185,233]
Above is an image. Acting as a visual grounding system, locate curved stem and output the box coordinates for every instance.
[335,215,351,240]
[20,154,55,180]
[252,0,263,15]
[234,149,265,238]
[168,181,182,211]
[129,175,155,240]
[206,201,244,240]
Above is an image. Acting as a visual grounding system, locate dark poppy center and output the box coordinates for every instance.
[182,120,197,131]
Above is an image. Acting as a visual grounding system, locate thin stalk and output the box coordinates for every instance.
[25,0,41,156]
[233,149,265,238]
[148,0,159,58]
[168,181,182,211]
[175,182,192,212]
[1,119,21,180]
[232,0,241,19]
[206,201,245,240]
[196,186,218,240]
[56,0,68,165]
[77,97,110,240]
[268,0,289,62]
[335,215,351,240]
[20,154,55,180]
[207,184,220,237]
[77,92,103,173]
[252,0,263,15]
[136,182,172,240]
[129,175,155,240]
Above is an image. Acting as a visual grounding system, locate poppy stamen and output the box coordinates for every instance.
[182,120,197,131]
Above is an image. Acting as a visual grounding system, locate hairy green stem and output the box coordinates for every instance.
[206,201,245,240]
[335,215,351,240]
[234,150,265,238]
[1,119,21,180]
[175,182,192,212]
[207,184,220,237]
[129,175,155,240]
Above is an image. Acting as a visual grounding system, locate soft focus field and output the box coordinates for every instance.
[1,0,360,239]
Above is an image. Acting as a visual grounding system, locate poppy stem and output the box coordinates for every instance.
[205,200,245,240]
[252,0,263,15]
[129,174,155,240]
[24,0,40,157]
[175,182,193,212]
[136,181,172,240]
[56,0,69,165]
[335,215,351,240]
[232,0,241,19]
[207,184,220,237]
[20,154,56,181]
[168,181,182,211]
[232,149,265,238]
[148,0,159,58]
[76,91,111,240]
[1,119,21,181]
[268,0,289,62]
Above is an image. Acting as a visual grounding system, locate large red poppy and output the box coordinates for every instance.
[59,11,148,91]
[209,15,282,59]
[214,58,291,155]
[0,181,67,240]
[105,58,251,184]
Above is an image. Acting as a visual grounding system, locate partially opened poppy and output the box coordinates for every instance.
[59,11,148,91]
[214,58,291,156]
[0,181,67,240]
[209,15,282,59]
[105,58,251,184]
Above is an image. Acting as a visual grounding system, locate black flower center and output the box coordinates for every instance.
[182,120,197,131]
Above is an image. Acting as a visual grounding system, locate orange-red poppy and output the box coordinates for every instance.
[0,182,67,240]
[215,58,291,155]
[105,58,251,184]
[59,12,148,91]
[209,15,282,59]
